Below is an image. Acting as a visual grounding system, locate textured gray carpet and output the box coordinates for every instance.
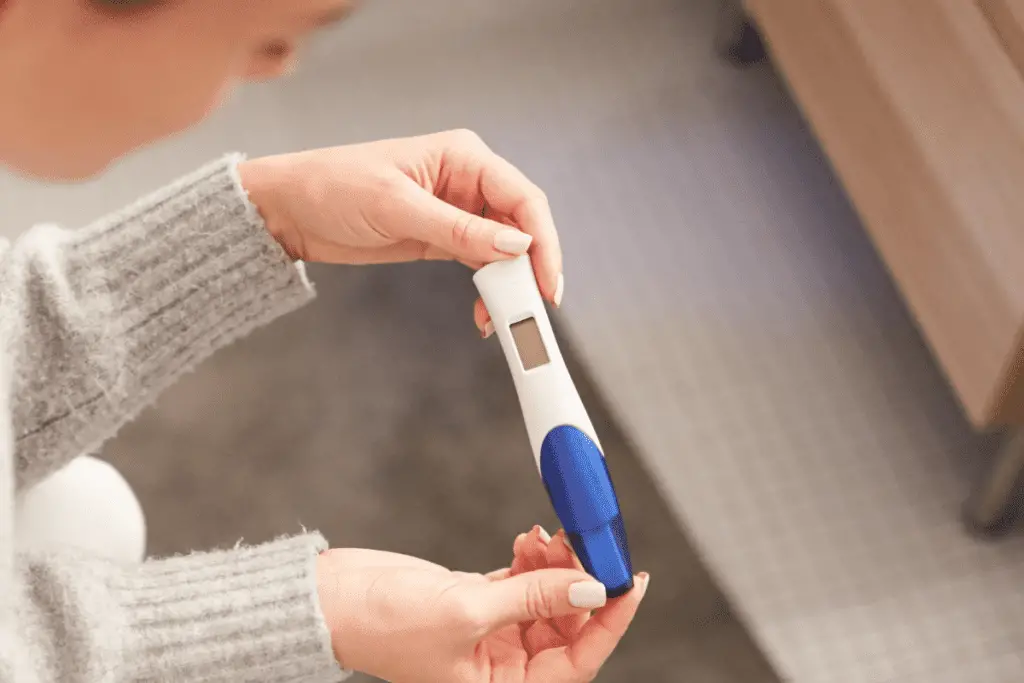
[101,261,779,682]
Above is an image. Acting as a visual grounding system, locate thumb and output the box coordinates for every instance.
[469,568,608,630]
[399,185,534,262]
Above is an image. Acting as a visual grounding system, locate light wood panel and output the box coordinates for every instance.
[746,0,1024,426]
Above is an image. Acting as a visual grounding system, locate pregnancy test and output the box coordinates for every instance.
[474,255,634,597]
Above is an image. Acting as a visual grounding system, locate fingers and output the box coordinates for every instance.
[549,573,650,681]
[469,568,608,632]
[513,526,588,575]
[499,527,592,653]
[542,530,591,641]
[523,620,567,655]
[511,533,530,575]
[497,525,553,581]
[398,181,535,265]
[511,526,562,641]
[547,529,584,572]
[469,149,563,303]
[430,132,559,275]
[474,298,493,339]
[509,527,584,576]
[511,530,541,576]
[510,527,590,642]
[543,530,591,640]
[432,130,563,332]
[518,526,550,571]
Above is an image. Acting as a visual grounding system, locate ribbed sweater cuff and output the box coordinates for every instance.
[114,533,346,682]
[66,152,315,367]
[12,154,317,488]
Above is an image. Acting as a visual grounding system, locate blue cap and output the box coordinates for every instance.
[540,425,635,598]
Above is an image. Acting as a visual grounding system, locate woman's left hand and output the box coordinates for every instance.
[239,130,563,336]
[317,525,647,683]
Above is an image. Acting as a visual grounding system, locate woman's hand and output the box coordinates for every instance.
[239,130,564,336]
[316,526,648,683]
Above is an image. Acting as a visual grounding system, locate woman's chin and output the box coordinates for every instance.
[2,151,116,184]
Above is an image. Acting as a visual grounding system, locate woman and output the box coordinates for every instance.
[0,1,648,682]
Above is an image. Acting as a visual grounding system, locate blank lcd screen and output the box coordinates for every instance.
[510,317,550,370]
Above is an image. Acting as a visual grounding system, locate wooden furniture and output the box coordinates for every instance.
[723,0,1024,530]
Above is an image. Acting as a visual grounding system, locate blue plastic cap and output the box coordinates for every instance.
[540,425,635,597]
[567,514,634,597]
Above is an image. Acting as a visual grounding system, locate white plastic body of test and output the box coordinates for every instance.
[473,255,603,468]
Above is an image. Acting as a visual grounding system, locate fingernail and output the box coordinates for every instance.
[563,535,575,551]
[569,581,607,609]
[636,573,650,599]
[536,526,551,543]
[494,230,533,255]
[553,273,564,308]
[482,321,495,339]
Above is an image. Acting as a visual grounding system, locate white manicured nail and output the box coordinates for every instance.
[553,273,564,308]
[482,321,495,339]
[563,535,575,551]
[537,526,551,543]
[569,582,607,609]
[494,230,533,254]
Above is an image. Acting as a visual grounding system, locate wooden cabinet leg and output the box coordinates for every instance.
[964,429,1024,535]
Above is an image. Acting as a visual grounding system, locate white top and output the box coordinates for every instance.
[473,255,602,469]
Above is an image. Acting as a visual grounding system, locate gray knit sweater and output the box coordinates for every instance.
[0,156,346,682]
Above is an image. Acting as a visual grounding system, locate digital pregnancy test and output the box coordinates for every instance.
[474,255,634,597]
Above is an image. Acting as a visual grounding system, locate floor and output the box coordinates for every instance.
[101,261,778,683]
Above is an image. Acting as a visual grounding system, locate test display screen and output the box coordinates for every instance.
[510,317,550,370]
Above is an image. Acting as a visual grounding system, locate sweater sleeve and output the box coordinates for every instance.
[0,154,315,493]
[11,533,345,682]
[0,155,347,681]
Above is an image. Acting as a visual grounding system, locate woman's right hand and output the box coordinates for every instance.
[316,527,648,682]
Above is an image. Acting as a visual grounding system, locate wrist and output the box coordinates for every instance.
[316,550,362,675]
[238,156,304,260]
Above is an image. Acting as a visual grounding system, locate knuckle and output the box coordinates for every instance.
[524,579,558,620]
[448,128,487,149]
[519,187,550,219]
[530,187,550,210]
[450,214,480,252]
